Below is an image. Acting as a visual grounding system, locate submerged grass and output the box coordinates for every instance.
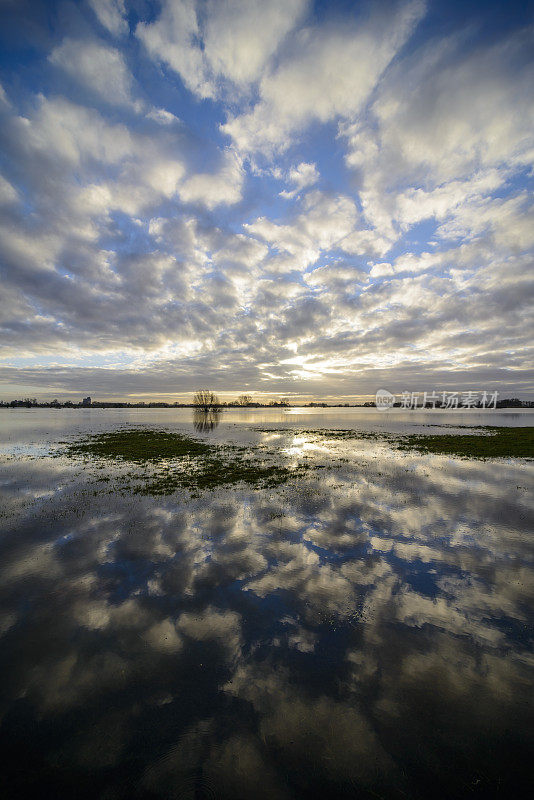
[60,424,533,498]
[398,426,534,459]
[63,428,310,494]
[65,428,210,462]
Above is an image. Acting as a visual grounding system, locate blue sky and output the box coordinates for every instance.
[0,0,533,401]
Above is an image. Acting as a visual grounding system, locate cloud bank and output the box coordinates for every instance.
[0,0,532,399]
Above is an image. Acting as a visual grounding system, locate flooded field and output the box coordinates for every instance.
[0,409,533,798]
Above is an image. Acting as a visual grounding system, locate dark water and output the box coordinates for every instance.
[0,409,533,798]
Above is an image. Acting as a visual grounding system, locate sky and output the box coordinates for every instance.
[0,0,533,402]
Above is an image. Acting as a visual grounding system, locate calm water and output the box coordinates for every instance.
[0,409,533,798]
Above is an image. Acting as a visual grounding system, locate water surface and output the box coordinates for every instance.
[0,409,533,798]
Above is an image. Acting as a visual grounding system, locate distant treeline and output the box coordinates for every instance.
[0,399,289,409]
[0,399,352,409]
[1,398,533,409]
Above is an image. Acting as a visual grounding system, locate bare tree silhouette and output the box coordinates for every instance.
[237,394,253,406]
[193,389,219,412]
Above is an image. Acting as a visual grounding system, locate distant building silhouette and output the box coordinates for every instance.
[82,396,92,407]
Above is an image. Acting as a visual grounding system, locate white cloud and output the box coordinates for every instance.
[305,262,367,290]
[340,30,534,242]
[246,191,359,272]
[372,35,534,183]
[0,223,62,275]
[222,0,425,153]
[145,107,181,125]
[436,193,534,251]
[279,162,319,199]
[136,0,307,99]
[0,82,10,108]
[0,174,19,206]
[202,0,308,88]
[178,149,244,209]
[88,0,128,36]
[49,38,136,108]
[369,262,394,279]
[136,0,209,97]
[340,228,393,258]
[393,170,504,230]
[19,96,135,166]
[5,94,243,217]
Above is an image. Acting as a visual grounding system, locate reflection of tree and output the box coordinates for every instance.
[193,389,219,411]
[193,408,221,432]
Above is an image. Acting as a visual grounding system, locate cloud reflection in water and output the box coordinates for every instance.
[0,438,532,798]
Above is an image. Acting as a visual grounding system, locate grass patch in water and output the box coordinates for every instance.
[65,428,210,462]
[397,426,534,459]
[142,460,309,495]
[63,428,310,494]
